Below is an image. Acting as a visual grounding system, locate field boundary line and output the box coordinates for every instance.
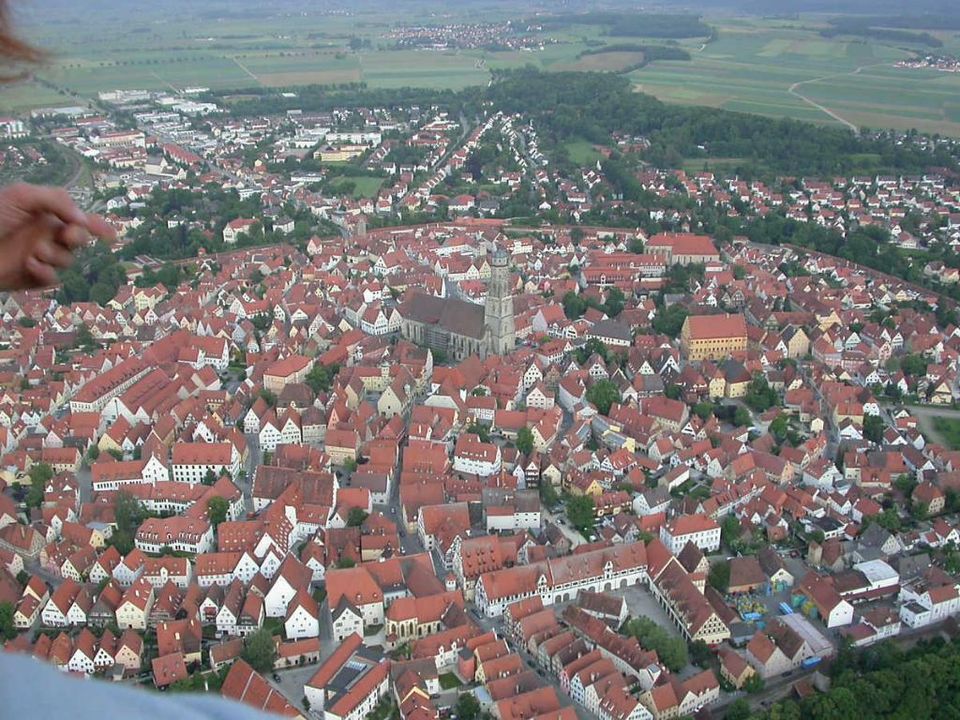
[149,72,180,94]
[230,56,262,85]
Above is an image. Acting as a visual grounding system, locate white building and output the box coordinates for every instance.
[660,515,721,554]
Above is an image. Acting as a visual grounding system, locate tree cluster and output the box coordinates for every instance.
[622,617,688,671]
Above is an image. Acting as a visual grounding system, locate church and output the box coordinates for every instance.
[398,248,516,362]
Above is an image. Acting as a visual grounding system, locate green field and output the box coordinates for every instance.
[338,176,385,198]
[933,417,960,450]
[7,6,960,136]
[564,139,603,165]
[630,18,960,136]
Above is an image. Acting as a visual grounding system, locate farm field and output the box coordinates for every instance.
[553,51,647,73]
[0,81,73,113]
[6,5,960,137]
[630,19,960,136]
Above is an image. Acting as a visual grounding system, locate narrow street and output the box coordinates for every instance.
[543,508,583,549]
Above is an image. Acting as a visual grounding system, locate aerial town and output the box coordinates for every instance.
[2,74,960,720]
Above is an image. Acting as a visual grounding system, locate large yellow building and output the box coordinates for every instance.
[680,313,748,361]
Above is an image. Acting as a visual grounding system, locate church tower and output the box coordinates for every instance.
[484,247,516,356]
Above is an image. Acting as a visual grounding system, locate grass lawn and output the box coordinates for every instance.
[933,417,960,450]
[334,175,385,198]
[565,139,603,165]
[439,673,463,690]
[262,617,284,635]
[681,157,750,174]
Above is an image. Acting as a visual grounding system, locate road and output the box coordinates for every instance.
[240,433,262,515]
[392,111,476,212]
[799,361,840,460]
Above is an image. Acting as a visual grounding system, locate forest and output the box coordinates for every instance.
[209,84,470,119]
[730,638,960,720]
[820,17,944,47]
[532,13,711,39]
[578,43,692,71]
[484,69,956,177]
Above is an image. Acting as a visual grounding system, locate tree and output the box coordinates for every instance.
[0,601,16,641]
[745,375,778,412]
[25,462,54,508]
[466,421,491,443]
[864,414,885,444]
[708,560,730,592]
[455,693,481,720]
[207,496,229,528]
[565,495,596,536]
[624,617,688,671]
[110,491,151,555]
[652,304,688,338]
[343,457,358,473]
[575,337,610,365]
[539,482,560,509]
[75,324,97,351]
[900,353,927,378]
[203,468,217,486]
[689,639,713,668]
[721,514,742,548]
[516,427,534,455]
[586,380,621,415]
[769,414,789,443]
[258,388,277,407]
[306,363,341,394]
[692,402,714,420]
[733,406,752,427]
[241,628,277,673]
[895,473,917,499]
[743,673,764,694]
[604,287,625,317]
[874,508,902,532]
[346,508,369,527]
[563,290,588,320]
[725,698,751,720]
[336,557,356,569]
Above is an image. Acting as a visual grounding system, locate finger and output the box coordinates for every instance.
[83,213,117,243]
[24,256,59,287]
[56,222,90,249]
[33,237,76,270]
[2,183,86,226]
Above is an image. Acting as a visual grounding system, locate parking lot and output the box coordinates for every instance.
[270,663,316,711]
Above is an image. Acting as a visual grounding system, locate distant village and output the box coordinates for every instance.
[895,55,960,73]
[0,85,960,720]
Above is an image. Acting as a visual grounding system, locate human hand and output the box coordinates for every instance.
[0,182,116,291]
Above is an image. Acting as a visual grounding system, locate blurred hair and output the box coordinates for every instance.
[0,0,44,74]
